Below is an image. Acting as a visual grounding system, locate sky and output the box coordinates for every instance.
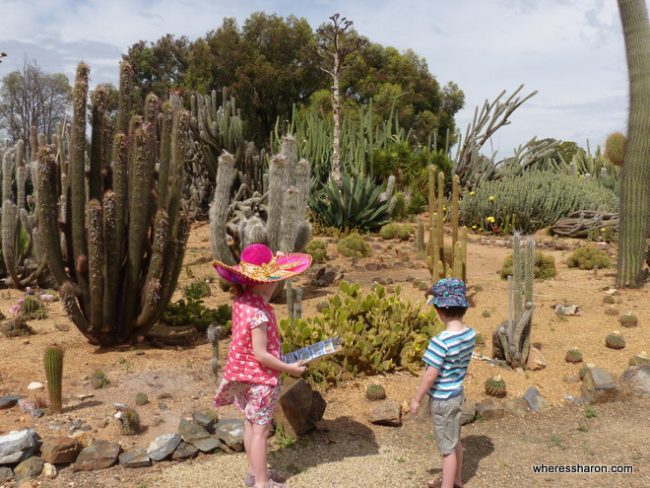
[0,0,629,156]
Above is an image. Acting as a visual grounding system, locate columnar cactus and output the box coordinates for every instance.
[37,61,190,346]
[44,345,64,413]
[492,233,536,368]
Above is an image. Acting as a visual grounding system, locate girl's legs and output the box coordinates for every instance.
[251,422,272,488]
[244,420,254,475]
[454,441,463,486]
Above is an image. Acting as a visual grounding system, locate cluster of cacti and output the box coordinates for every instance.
[19,294,47,320]
[120,407,141,435]
[0,316,33,337]
[500,250,557,280]
[36,62,191,346]
[605,331,626,350]
[492,233,535,369]
[44,345,64,413]
[619,312,638,328]
[161,300,231,332]
[365,384,387,401]
[379,223,414,241]
[485,375,506,398]
[427,169,467,282]
[629,351,650,366]
[604,132,626,167]
[565,347,583,364]
[279,281,443,384]
[566,246,612,270]
[305,239,327,264]
[337,233,371,258]
[135,392,149,406]
[209,136,311,267]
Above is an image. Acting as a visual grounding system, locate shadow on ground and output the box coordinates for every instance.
[427,435,495,485]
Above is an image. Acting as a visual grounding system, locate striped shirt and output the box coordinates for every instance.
[423,327,476,400]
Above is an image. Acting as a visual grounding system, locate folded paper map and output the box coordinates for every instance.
[282,337,343,364]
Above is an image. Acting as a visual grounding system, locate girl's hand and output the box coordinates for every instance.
[286,360,307,377]
[409,398,421,416]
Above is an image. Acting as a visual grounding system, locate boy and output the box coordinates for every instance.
[410,278,476,488]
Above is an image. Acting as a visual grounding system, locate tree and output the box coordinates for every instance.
[316,14,365,186]
[0,59,71,151]
[0,52,6,63]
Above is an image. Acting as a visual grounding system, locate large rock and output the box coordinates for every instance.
[368,401,402,427]
[73,440,121,471]
[274,379,327,438]
[119,448,151,469]
[476,398,505,421]
[0,429,40,465]
[620,365,650,397]
[41,437,82,464]
[14,457,44,481]
[147,433,181,462]
[523,387,549,413]
[504,398,529,416]
[178,419,219,453]
[192,412,216,433]
[42,463,57,479]
[526,346,547,371]
[0,395,21,410]
[172,442,199,461]
[0,467,14,481]
[214,419,244,452]
[582,367,621,404]
[461,399,477,425]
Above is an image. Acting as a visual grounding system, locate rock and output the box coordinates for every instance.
[42,463,57,479]
[27,382,44,391]
[0,395,21,409]
[504,398,529,416]
[526,346,547,371]
[75,393,94,401]
[192,412,216,433]
[582,367,621,404]
[274,379,327,438]
[312,267,342,287]
[365,262,382,272]
[73,440,121,471]
[620,365,650,397]
[0,466,14,481]
[113,403,128,411]
[522,387,549,413]
[0,429,40,464]
[54,323,70,332]
[554,304,580,316]
[118,448,151,468]
[30,409,44,418]
[563,374,581,384]
[368,400,402,427]
[461,399,477,425]
[605,306,620,316]
[178,419,219,453]
[214,419,245,452]
[172,442,199,461]
[41,437,82,464]
[147,434,181,462]
[14,457,44,481]
[147,322,198,346]
[476,398,505,420]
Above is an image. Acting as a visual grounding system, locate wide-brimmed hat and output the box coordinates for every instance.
[427,278,468,308]
[213,243,312,286]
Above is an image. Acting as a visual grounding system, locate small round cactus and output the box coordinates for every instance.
[485,375,506,398]
[365,384,387,401]
[629,352,650,367]
[602,295,615,305]
[120,408,141,435]
[475,332,486,347]
[565,347,583,364]
[135,393,149,406]
[579,363,595,381]
[618,313,638,328]
[605,331,626,350]
[604,131,626,166]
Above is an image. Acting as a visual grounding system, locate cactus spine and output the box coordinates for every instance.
[36,61,190,346]
[616,0,650,287]
[44,345,64,413]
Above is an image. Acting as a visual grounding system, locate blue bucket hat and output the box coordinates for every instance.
[427,278,468,308]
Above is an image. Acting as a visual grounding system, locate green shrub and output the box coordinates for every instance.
[305,239,327,264]
[460,171,618,234]
[500,251,557,280]
[337,233,371,258]
[566,246,611,270]
[380,223,414,241]
[183,280,211,301]
[391,192,409,220]
[90,369,110,389]
[279,282,444,384]
[162,300,231,333]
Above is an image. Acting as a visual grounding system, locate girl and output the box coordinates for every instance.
[213,243,312,488]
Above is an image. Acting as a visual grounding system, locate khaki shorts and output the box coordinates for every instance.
[430,394,464,455]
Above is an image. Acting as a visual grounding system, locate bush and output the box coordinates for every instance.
[566,246,611,270]
[460,171,618,234]
[337,233,371,258]
[279,282,444,384]
[305,239,327,264]
[500,251,557,280]
[379,223,414,241]
[391,192,409,220]
[162,300,232,332]
[183,280,211,301]
[90,369,110,389]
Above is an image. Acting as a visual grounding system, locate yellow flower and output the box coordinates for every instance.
[486,216,496,223]
[600,228,606,232]
[488,195,495,201]
[469,191,475,197]
[471,225,478,229]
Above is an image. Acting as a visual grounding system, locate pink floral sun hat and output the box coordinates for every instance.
[212,243,312,286]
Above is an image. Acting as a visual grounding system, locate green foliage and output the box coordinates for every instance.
[183,280,211,301]
[460,171,618,234]
[391,192,408,220]
[500,251,557,280]
[604,132,626,166]
[566,246,611,270]
[135,392,149,406]
[379,223,413,241]
[120,408,141,435]
[584,405,597,419]
[337,233,371,258]
[90,369,110,389]
[305,239,327,264]
[19,295,47,320]
[619,313,638,328]
[310,173,392,231]
[365,384,387,401]
[274,424,296,449]
[162,299,231,333]
[279,282,444,384]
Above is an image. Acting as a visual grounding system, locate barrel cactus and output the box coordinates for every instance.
[604,132,626,167]
[485,375,506,398]
[629,352,650,366]
[619,312,638,328]
[605,331,626,350]
[37,61,190,346]
[579,362,595,380]
[565,347,583,364]
[44,345,64,413]
[365,384,387,401]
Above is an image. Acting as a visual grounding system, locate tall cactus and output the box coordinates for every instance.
[44,345,64,413]
[492,233,535,368]
[37,61,190,346]
[616,0,650,287]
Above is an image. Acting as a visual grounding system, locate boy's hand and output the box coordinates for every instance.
[286,360,307,377]
[409,398,420,416]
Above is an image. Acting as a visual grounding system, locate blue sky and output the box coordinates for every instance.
[0,0,629,155]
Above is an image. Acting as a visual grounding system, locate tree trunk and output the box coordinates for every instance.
[331,50,342,187]
[617,0,650,287]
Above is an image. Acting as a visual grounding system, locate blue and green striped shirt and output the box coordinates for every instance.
[423,327,476,400]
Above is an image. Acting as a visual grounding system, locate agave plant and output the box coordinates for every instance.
[310,173,394,231]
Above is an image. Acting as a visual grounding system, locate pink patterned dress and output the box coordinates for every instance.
[214,290,282,425]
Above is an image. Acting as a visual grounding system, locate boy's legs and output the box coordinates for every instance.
[441,450,458,488]
[454,441,463,486]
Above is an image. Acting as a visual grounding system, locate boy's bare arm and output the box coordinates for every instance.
[410,366,439,414]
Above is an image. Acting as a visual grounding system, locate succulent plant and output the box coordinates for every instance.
[380,223,413,241]
[565,347,583,364]
[629,352,650,367]
[485,375,506,398]
[90,369,110,389]
[566,246,612,270]
[500,251,557,280]
[120,407,141,435]
[619,312,638,328]
[579,363,595,380]
[305,239,327,264]
[365,384,387,401]
[0,316,33,337]
[475,332,486,346]
[603,295,616,304]
[337,233,371,258]
[604,132,626,167]
[44,345,64,413]
[135,393,149,406]
[605,331,626,350]
[20,295,46,320]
